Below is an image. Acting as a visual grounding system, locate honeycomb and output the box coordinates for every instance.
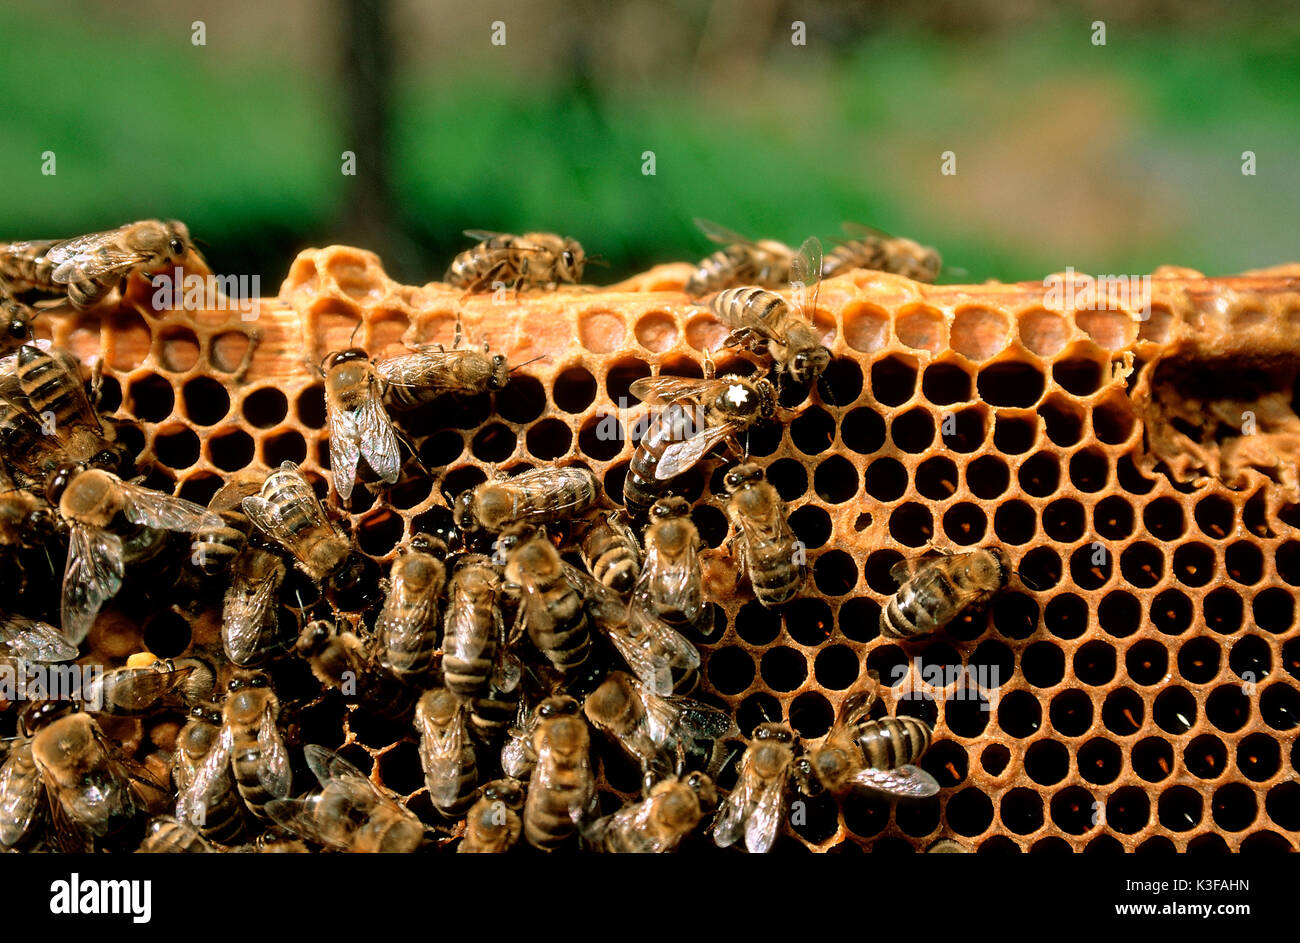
[30,246,1300,853]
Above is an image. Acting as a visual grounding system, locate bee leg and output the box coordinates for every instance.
[87,355,105,409]
[452,312,464,350]
[791,756,822,797]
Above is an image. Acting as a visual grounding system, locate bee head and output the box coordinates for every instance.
[538,695,580,720]
[648,496,689,521]
[296,619,334,655]
[324,348,369,369]
[163,220,193,260]
[789,345,831,384]
[187,702,223,726]
[483,353,510,391]
[19,699,78,737]
[228,670,269,693]
[45,462,83,505]
[483,779,525,809]
[752,722,794,744]
[451,489,479,530]
[407,533,448,558]
[752,377,778,418]
[683,771,718,812]
[2,300,31,339]
[723,463,764,494]
[558,239,585,282]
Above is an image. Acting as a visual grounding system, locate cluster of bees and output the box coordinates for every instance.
[0,218,1013,854]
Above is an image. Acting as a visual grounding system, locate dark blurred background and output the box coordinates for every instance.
[0,0,1296,287]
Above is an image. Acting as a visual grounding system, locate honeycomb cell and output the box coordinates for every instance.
[998,691,1042,738]
[921,362,972,405]
[1101,688,1144,735]
[1021,641,1064,688]
[470,422,516,462]
[819,358,864,405]
[978,362,1044,407]
[1105,789,1150,833]
[1018,452,1059,497]
[840,406,885,454]
[1017,307,1070,357]
[1265,782,1300,830]
[128,372,175,422]
[864,458,907,502]
[1132,738,1174,782]
[152,424,200,470]
[1049,689,1093,736]
[945,788,994,837]
[1038,395,1085,447]
[1184,735,1228,780]
[788,505,831,549]
[1078,738,1122,785]
[1194,494,1235,538]
[759,647,807,692]
[605,358,651,404]
[791,407,835,454]
[210,330,252,373]
[1158,786,1203,832]
[993,501,1035,545]
[1258,683,1298,731]
[1177,637,1221,684]
[1121,543,1164,589]
[1068,449,1108,492]
[1020,547,1062,591]
[842,303,890,353]
[1172,542,1215,587]
[1254,588,1296,633]
[158,325,200,372]
[966,455,1010,499]
[992,413,1037,454]
[1091,396,1137,445]
[896,304,945,352]
[783,598,834,646]
[951,306,1010,361]
[888,503,932,547]
[890,408,934,453]
[295,384,326,428]
[1225,541,1263,585]
[1153,686,1197,734]
[706,647,755,695]
[577,309,625,352]
[915,457,958,500]
[1049,787,1096,835]
[1042,499,1085,543]
[837,597,881,644]
[870,356,916,406]
[812,645,859,690]
[1052,358,1103,396]
[633,311,677,352]
[525,418,572,459]
[1093,495,1134,539]
[207,428,256,471]
[813,551,857,596]
[263,429,307,466]
[1000,788,1044,835]
[942,503,986,545]
[1125,640,1169,686]
[766,458,808,501]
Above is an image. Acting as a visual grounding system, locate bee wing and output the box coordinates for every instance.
[850,764,941,800]
[639,681,736,746]
[416,706,467,807]
[636,535,704,621]
[789,236,823,292]
[266,793,355,851]
[656,423,735,480]
[45,230,149,284]
[713,755,782,851]
[834,683,880,733]
[45,787,94,853]
[91,664,196,713]
[376,590,439,652]
[627,376,714,404]
[744,770,788,854]
[176,724,234,824]
[222,562,283,664]
[61,524,125,645]
[536,744,596,823]
[256,700,292,799]
[240,494,299,549]
[841,221,894,240]
[0,615,78,662]
[608,604,699,696]
[304,744,372,793]
[463,230,506,243]
[117,480,220,532]
[694,218,757,247]
[0,741,42,848]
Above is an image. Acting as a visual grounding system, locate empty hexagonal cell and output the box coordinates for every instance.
[207,428,256,471]
[152,424,200,470]
[978,361,1044,407]
[819,358,864,405]
[127,372,175,422]
[262,429,308,466]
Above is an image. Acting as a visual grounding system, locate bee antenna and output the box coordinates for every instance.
[509,355,547,373]
[348,320,363,348]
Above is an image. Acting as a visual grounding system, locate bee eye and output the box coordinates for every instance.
[169,239,185,255]
[562,251,574,266]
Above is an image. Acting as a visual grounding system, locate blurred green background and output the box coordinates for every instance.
[0,0,1296,287]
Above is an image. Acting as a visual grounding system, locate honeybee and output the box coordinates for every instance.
[0,482,59,550]
[376,535,447,679]
[48,464,219,644]
[500,700,538,780]
[16,704,169,852]
[2,345,126,483]
[684,219,801,295]
[0,613,78,669]
[0,219,207,309]
[523,695,596,851]
[268,744,427,853]
[801,684,939,799]
[723,463,804,608]
[709,236,830,386]
[189,477,260,576]
[446,230,586,291]
[881,548,1011,640]
[584,771,717,853]
[137,815,218,853]
[180,671,290,822]
[442,555,504,700]
[583,671,734,780]
[580,512,641,594]
[623,365,776,519]
[502,523,591,678]
[712,722,797,854]
[459,779,525,854]
[377,327,511,410]
[415,687,478,817]
[82,653,214,716]
[454,466,600,534]
[0,292,33,355]
[294,619,415,720]
[221,547,288,666]
[174,703,248,844]
[319,348,402,502]
[634,496,706,630]
[241,461,351,583]
[822,222,943,283]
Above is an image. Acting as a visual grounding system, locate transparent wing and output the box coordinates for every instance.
[176,724,233,824]
[656,423,735,479]
[416,706,468,807]
[90,664,196,713]
[257,701,292,798]
[833,683,879,733]
[713,758,763,849]
[744,770,787,854]
[635,537,703,623]
[241,495,298,548]
[841,221,893,240]
[789,236,822,294]
[850,764,941,799]
[355,384,401,485]
[639,682,735,746]
[694,218,756,247]
[222,565,282,664]
[628,376,715,404]
[118,480,219,532]
[61,524,125,645]
[463,230,507,242]
[0,741,42,847]
[328,400,362,501]
[47,231,149,284]
[0,615,78,662]
[266,795,347,851]
[304,744,373,793]
[606,604,699,696]
[510,468,597,515]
